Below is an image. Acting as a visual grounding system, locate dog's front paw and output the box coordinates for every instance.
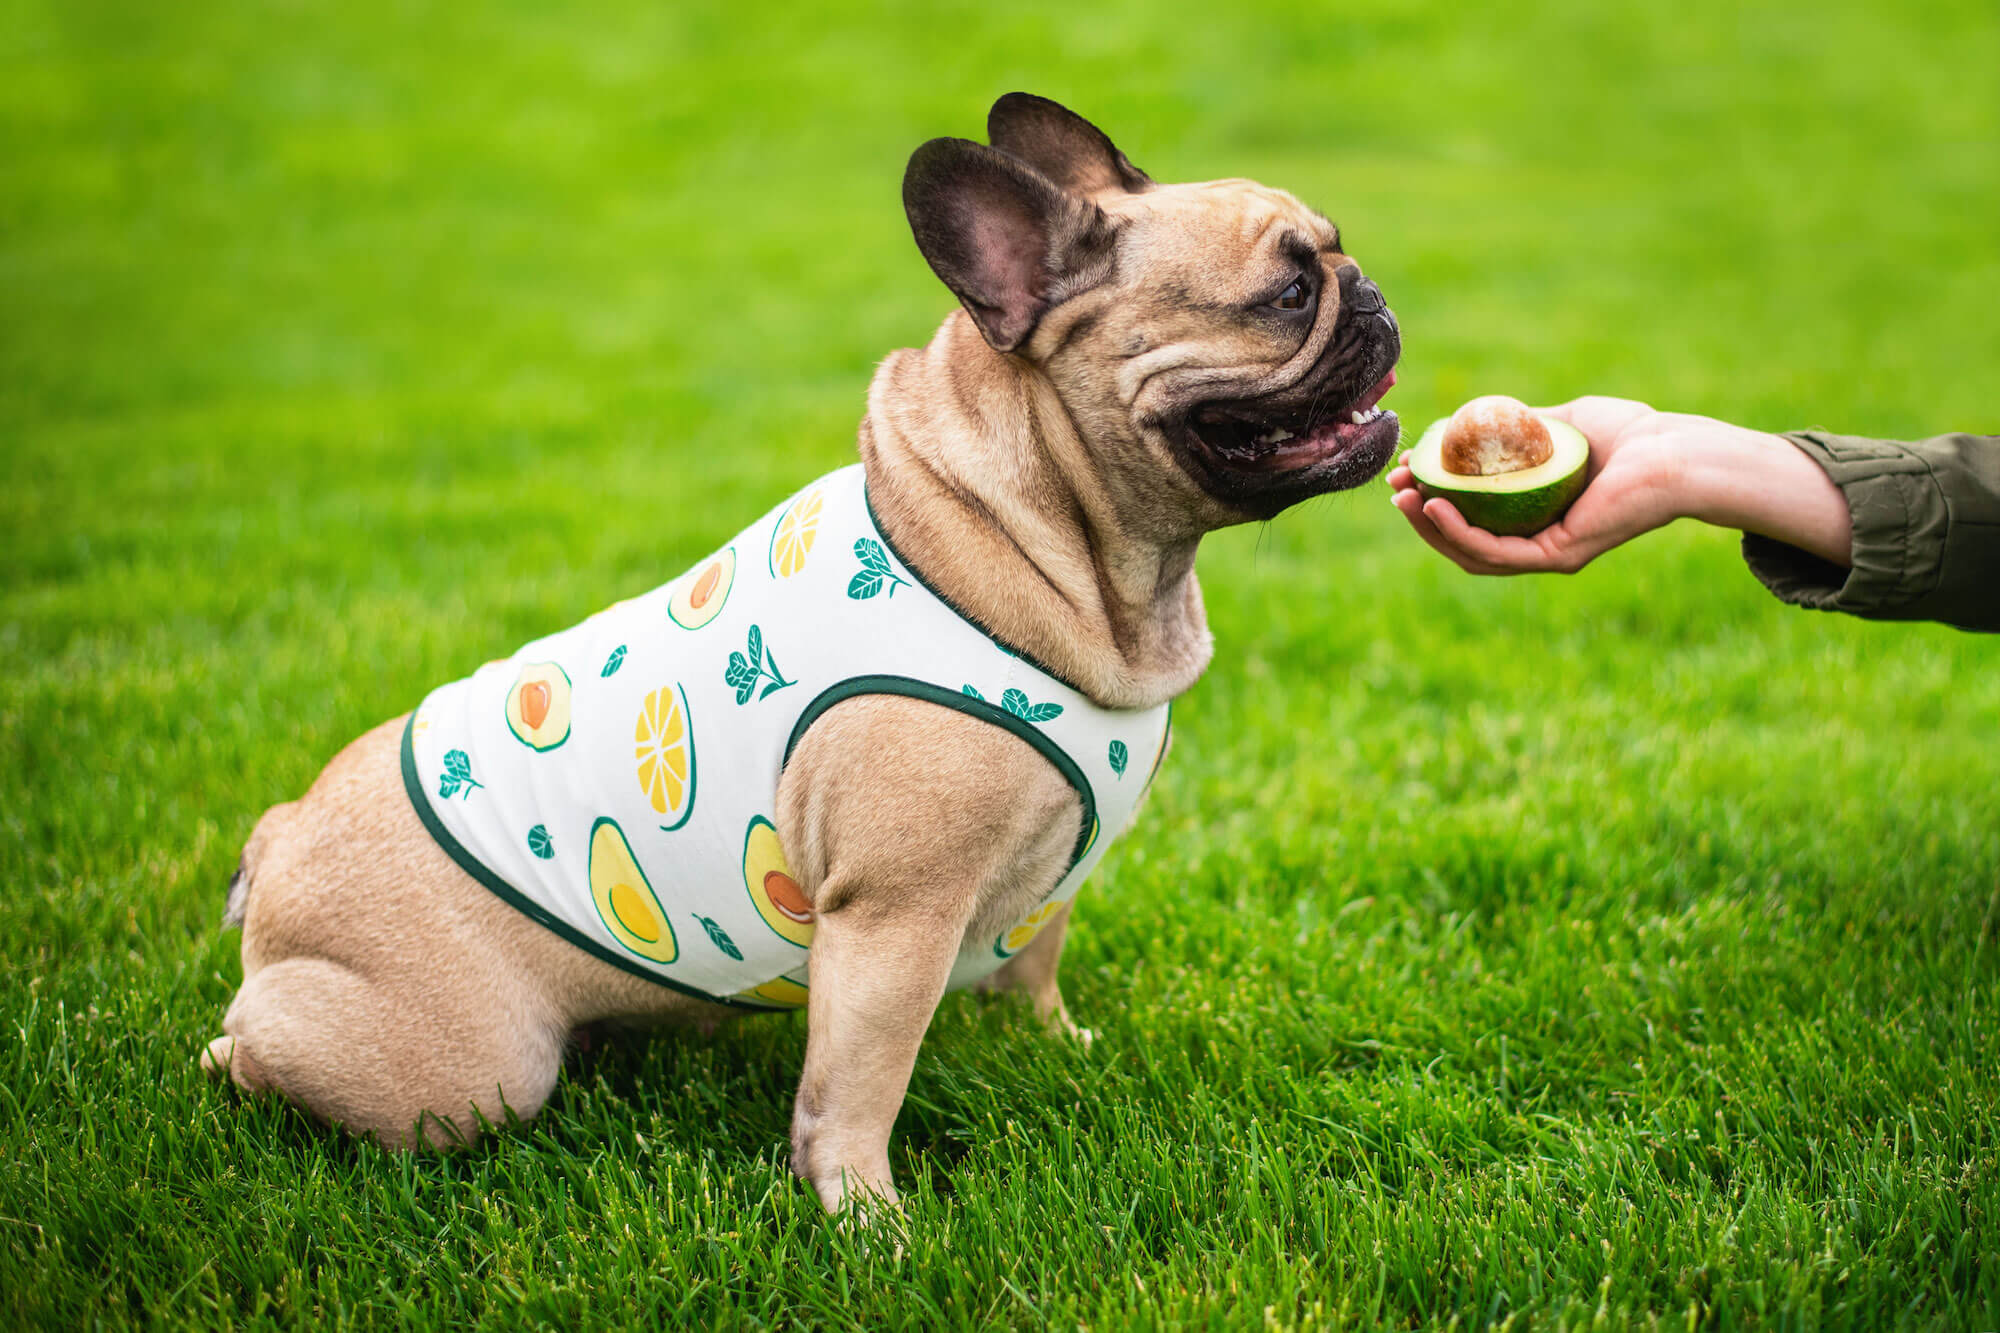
[831,1189,909,1257]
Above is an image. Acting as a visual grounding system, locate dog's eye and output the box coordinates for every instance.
[1271,277,1312,311]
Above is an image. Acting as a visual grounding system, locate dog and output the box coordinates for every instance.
[203,93,1401,1214]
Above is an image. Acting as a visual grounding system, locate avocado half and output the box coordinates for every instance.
[1408,414,1590,538]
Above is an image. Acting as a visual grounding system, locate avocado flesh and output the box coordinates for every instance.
[1408,415,1589,537]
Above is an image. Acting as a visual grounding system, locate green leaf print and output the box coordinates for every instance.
[437,748,482,800]
[527,825,554,859]
[601,645,627,677]
[726,652,757,703]
[724,624,795,705]
[695,914,744,961]
[846,539,908,600]
[962,684,985,701]
[1000,689,1063,724]
[1109,739,1129,776]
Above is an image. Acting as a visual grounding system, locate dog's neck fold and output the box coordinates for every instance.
[859,313,1213,711]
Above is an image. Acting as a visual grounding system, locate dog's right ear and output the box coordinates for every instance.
[903,137,1117,355]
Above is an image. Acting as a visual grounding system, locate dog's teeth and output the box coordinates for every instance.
[1351,411,1366,425]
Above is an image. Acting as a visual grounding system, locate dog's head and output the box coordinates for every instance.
[904,93,1402,529]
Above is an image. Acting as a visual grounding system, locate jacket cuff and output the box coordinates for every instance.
[1740,431,1949,617]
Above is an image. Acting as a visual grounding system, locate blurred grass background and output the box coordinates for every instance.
[3,0,1998,1327]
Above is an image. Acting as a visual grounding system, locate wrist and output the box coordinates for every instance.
[1677,424,1853,566]
[1674,425,1770,530]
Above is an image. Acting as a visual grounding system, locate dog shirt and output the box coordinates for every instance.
[401,464,1171,1010]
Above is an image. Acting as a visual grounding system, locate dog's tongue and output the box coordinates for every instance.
[1357,371,1397,413]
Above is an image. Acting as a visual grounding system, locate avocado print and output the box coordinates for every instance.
[742,815,813,947]
[994,899,1064,958]
[668,546,736,630]
[768,486,824,578]
[634,684,697,830]
[505,662,572,751]
[736,974,809,1009]
[588,818,677,964]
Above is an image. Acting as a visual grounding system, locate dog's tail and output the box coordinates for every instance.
[221,860,250,929]
[223,801,296,929]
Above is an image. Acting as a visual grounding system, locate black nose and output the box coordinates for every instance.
[1335,264,1399,350]
[1336,264,1389,317]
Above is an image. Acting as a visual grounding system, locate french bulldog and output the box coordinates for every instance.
[204,93,1401,1214]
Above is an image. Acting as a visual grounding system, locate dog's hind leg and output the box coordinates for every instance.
[205,955,566,1149]
[973,900,1091,1046]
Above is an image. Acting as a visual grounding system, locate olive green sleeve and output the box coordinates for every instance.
[1740,430,2000,632]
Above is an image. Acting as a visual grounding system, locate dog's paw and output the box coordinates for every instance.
[199,1035,235,1079]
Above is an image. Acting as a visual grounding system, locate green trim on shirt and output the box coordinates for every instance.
[861,484,1088,693]
[399,710,765,1010]
[782,674,1098,865]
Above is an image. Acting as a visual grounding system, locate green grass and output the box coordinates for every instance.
[5,0,1999,1326]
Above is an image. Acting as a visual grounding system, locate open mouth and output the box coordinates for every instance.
[1187,370,1399,475]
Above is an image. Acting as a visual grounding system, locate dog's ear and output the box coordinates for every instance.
[903,137,1118,354]
[986,92,1151,196]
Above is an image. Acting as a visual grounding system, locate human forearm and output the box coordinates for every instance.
[1738,430,2000,632]
[1680,424,1853,568]
[1390,400,1999,632]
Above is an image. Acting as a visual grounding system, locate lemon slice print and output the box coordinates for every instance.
[634,684,697,831]
[995,899,1064,958]
[768,486,824,578]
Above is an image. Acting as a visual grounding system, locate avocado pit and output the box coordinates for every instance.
[1441,395,1552,476]
[1408,395,1591,538]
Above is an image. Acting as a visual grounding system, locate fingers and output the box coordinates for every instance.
[1388,487,1513,576]
[1536,396,1658,459]
[1537,394,1652,422]
[1420,499,1574,572]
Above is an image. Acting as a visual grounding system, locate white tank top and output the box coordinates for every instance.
[401,464,1171,1011]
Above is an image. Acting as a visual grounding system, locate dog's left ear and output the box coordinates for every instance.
[987,93,1152,196]
[904,137,1118,354]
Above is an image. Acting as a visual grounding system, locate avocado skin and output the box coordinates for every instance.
[1415,465,1588,537]
[1409,414,1590,537]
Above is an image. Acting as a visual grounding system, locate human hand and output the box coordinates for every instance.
[1386,396,1852,574]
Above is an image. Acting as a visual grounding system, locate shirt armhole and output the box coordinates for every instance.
[780,674,1099,866]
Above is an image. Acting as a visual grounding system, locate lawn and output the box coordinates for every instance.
[4,0,1998,1327]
